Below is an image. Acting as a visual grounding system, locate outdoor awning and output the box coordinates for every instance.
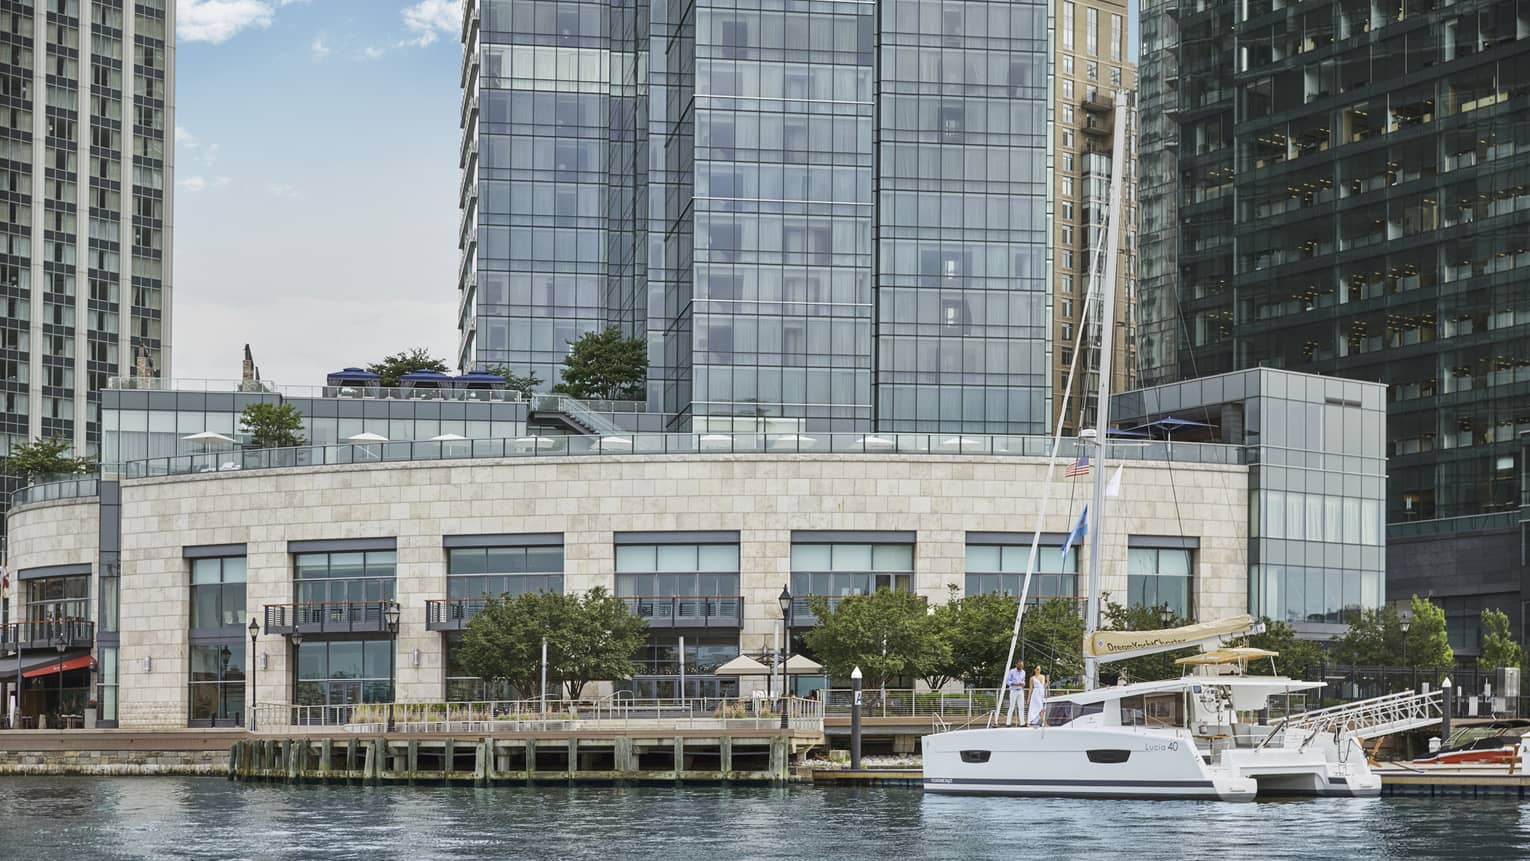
[713,655,771,676]
[18,651,91,678]
[785,654,823,673]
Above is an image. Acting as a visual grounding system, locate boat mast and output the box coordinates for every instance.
[1082,91,1130,692]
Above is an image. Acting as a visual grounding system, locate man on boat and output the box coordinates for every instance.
[1004,660,1027,726]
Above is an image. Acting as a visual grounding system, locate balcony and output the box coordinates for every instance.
[0,619,96,652]
[426,597,493,631]
[621,596,744,629]
[264,602,396,636]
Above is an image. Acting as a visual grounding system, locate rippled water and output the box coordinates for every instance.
[1,777,1527,860]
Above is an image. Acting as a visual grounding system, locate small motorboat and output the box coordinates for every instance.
[1412,719,1530,766]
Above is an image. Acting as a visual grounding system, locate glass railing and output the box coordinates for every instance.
[118,433,1246,481]
[106,376,526,403]
[9,477,99,509]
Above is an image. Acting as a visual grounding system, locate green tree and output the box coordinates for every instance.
[1238,618,1327,679]
[1,436,95,480]
[1021,598,1087,683]
[1332,596,1453,669]
[367,347,448,387]
[930,591,1084,690]
[803,588,949,690]
[239,403,306,448]
[551,328,648,401]
[456,587,647,700]
[1478,608,1525,673]
[482,366,543,398]
[1099,601,1195,683]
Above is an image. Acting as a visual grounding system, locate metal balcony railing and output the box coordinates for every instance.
[0,618,96,652]
[621,596,744,628]
[264,601,396,635]
[426,597,493,631]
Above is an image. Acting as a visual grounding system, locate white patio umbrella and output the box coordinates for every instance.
[347,432,389,443]
[429,433,469,441]
[513,436,557,449]
[713,655,771,676]
[600,436,633,448]
[940,436,984,449]
[784,654,823,673]
[181,431,237,445]
[858,435,895,450]
[768,433,818,448]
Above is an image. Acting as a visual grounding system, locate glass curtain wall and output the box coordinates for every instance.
[188,556,247,726]
[964,543,1078,600]
[293,551,398,606]
[1126,547,1193,618]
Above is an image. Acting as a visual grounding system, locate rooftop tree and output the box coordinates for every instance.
[481,366,543,399]
[367,348,449,387]
[1,436,95,480]
[552,328,647,401]
[239,403,306,449]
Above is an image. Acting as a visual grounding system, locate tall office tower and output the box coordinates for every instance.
[0,0,174,463]
[1138,0,1530,647]
[1050,0,1137,434]
[457,0,1052,433]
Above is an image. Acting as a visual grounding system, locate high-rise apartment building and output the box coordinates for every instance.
[1050,0,1136,434]
[1138,0,1530,649]
[457,0,1052,433]
[0,0,174,465]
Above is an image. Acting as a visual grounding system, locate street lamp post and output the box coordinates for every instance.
[290,630,303,724]
[1159,603,1175,627]
[384,602,401,733]
[1400,616,1412,689]
[219,644,232,725]
[778,586,792,731]
[52,631,67,729]
[247,617,260,730]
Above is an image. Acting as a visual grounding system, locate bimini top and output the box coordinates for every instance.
[1174,647,1279,667]
[1051,675,1324,709]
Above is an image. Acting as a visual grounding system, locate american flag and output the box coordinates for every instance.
[1064,452,1092,478]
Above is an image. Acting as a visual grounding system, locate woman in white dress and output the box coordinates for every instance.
[1026,665,1048,727]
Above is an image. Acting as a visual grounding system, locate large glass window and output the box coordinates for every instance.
[293,551,396,605]
[614,543,741,596]
[190,557,247,630]
[188,642,246,725]
[624,634,741,699]
[964,544,1078,600]
[447,545,563,599]
[24,574,90,621]
[789,543,914,596]
[294,639,394,707]
[1127,548,1193,619]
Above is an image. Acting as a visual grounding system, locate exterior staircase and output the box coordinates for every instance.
[1267,689,1444,748]
[527,395,624,437]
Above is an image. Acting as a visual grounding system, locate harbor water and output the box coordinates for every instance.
[1,776,1526,860]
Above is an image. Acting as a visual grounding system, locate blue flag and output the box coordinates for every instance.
[1063,504,1088,557]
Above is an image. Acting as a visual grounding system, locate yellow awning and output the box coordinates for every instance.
[1084,615,1256,659]
[1174,647,1279,666]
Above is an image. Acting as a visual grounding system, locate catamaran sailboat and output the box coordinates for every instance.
[922,92,1441,801]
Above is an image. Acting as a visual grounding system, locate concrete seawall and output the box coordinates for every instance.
[0,730,242,776]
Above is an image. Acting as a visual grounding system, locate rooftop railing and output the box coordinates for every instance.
[105,377,525,404]
[116,433,1246,482]
[8,477,99,509]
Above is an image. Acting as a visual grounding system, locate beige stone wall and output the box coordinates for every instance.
[4,498,100,623]
[10,453,1248,728]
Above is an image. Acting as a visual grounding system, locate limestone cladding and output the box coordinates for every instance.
[11,453,1248,728]
[3,498,101,624]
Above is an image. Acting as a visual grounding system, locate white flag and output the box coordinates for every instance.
[1105,464,1124,497]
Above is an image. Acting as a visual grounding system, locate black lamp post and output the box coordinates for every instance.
[384,602,401,733]
[247,617,260,730]
[778,585,792,730]
[52,631,67,728]
[1160,603,1175,627]
[219,644,232,724]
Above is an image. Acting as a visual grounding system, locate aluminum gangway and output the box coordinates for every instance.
[1264,689,1443,749]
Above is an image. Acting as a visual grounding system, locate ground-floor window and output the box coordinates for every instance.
[444,634,515,702]
[1127,548,1193,619]
[295,639,394,707]
[97,646,118,722]
[188,640,246,725]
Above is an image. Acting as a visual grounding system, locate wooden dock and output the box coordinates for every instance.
[1377,764,1530,797]
[230,729,822,785]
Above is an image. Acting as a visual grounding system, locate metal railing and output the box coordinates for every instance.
[621,595,744,628]
[821,688,1001,719]
[1304,665,1528,718]
[1267,689,1443,746]
[263,601,396,635]
[251,695,824,734]
[530,395,624,435]
[9,477,99,509]
[117,433,1246,482]
[0,618,96,651]
[105,376,525,403]
[425,597,492,631]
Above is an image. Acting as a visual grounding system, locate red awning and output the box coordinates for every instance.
[23,654,92,679]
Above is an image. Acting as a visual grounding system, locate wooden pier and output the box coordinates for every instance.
[1377,764,1530,797]
[229,729,821,785]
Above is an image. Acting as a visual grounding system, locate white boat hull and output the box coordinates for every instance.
[922,727,1380,802]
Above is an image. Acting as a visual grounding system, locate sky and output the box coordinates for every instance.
[172,0,1140,387]
[173,0,465,386]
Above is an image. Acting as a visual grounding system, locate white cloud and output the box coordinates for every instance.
[175,126,198,147]
[178,0,277,44]
[361,46,386,61]
[267,183,300,198]
[400,0,462,47]
[213,176,234,188]
[177,176,209,192]
[310,35,330,62]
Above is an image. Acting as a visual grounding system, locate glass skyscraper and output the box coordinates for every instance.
[1,0,173,481]
[1138,0,1530,649]
[457,0,1052,433]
